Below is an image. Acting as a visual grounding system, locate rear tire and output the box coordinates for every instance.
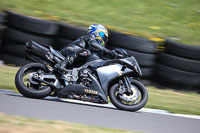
[109,79,148,111]
[15,63,52,98]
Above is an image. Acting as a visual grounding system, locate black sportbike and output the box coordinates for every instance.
[15,41,148,111]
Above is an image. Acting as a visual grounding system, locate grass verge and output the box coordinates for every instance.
[0,65,200,115]
[0,65,19,91]
[0,0,200,46]
[0,113,136,133]
[146,86,200,115]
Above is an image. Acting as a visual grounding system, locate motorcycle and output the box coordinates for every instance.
[15,41,148,111]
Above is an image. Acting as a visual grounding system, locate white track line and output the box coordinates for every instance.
[1,89,200,120]
[60,98,200,120]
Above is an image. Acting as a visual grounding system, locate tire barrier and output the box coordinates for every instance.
[158,53,200,73]
[0,53,32,66]
[155,39,200,89]
[108,31,158,54]
[141,68,153,78]
[0,11,200,90]
[0,13,6,25]
[1,40,26,57]
[0,11,59,66]
[54,23,87,50]
[155,64,200,88]
[0,26,3,49]
[4,28,55,45]
[0,13,6,49]
[54,38,73,50]
[0,26,4,40]
[165,39,200,60]
[57,23,88,40]
[5,11,58,36]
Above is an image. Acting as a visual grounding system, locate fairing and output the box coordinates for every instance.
[95,57,142,96]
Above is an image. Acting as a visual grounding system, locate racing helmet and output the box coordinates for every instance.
[88,24,108,46]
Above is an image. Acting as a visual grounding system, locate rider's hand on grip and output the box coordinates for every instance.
[110,50,122,59]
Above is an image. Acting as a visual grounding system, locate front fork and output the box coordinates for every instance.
[118,76,132,95]
[123,76,133,95]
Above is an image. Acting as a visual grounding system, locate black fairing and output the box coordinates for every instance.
[86,57,141,97]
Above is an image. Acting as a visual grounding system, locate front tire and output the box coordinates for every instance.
[15,63,52,99]
[109,79,148,111]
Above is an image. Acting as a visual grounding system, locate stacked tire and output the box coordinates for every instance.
[154,39,200,89]
[107,31,158,84]
[0,13,6,50]
[0,11,58,66]
[54,23,87,50]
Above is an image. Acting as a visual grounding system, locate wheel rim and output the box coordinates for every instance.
[115,84,142,105]
[22,67,49,91]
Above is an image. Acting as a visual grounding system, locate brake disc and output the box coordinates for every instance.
[120,85,140,103]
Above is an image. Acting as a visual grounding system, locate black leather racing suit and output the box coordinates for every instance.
[59,34,115,68]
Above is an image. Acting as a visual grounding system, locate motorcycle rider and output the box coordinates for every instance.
[56,24,119,71]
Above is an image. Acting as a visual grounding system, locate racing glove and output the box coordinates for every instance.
[103,48,120,58]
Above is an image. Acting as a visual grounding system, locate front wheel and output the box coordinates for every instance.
[109,79,148,111]
[15,63,52,99]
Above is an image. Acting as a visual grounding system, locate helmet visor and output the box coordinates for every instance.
[99,32,108,43]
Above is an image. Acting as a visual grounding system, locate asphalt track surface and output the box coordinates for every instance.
[0,92,200,133]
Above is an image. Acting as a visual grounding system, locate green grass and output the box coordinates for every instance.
[0,65,19,91]
[0,0,200,45]
[0,113,137,133]
[0,65,200,115]
[146,86,200,115]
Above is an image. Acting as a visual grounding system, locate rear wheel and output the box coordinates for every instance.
[15,63,52,98]
[109,78,148,111]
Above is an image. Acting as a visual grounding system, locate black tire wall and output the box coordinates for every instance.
[155,64,200,87]
[54,23,87,50]
[4,28,55,45]
[0,13,6,49]
[0,53,32,66]
[54,38,73,50]
[165,39,200,60]
[158,53,200,73]
[154,39,200,89]
[1,40,26,57]
[57,23,87,40]
[0,11,59,66]
[6,11,59,36]
[108,31,158,54]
